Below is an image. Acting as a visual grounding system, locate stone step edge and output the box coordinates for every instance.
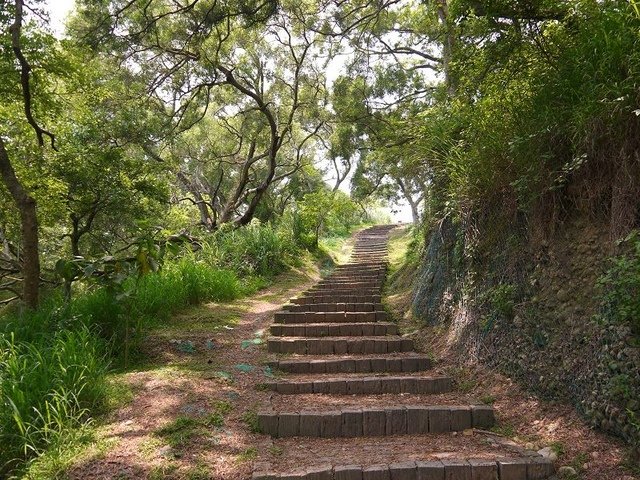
[262,375,453,395]
[290,297,382,305]
[267,356,433,374]
[274,312,388,323]
[267,337,414,355]
[257,405,495,438]
[270,323,398,337]
[252,457,554,480]
[282,303,386,312]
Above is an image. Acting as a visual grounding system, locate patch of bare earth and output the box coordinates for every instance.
[68,265,322,480]
[386,282,639,480]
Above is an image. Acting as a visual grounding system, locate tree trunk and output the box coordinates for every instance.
[70,216,81,256]
[0,137,40,308]
[408,199,420,225]
[437,0,456,95]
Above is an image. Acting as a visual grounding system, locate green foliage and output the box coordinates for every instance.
[205,220,300,277]
[597,231,640,335]
[487,284,517,319]
[296,190,365,248]
[0,327,108,474]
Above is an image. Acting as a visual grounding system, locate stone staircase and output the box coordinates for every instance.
[253,225,555,480]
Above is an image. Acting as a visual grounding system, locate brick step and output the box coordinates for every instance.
[324,271,386,281]
[267,355,433,374]
[317,281,382,287]
[267,336,413,354]
[270,322,398,337]
[332,266,385,272]
[257,404,495,438]
[274,311,387,323]
[335,262,386,266]
[263,375,453,395]
[349,258,387,263]
[291,295,382,305]
[307,288,381,295]
[330,271,385,277]
[315,283,383,289]
[310,284,381,290]
[282,303,385,312]
[253,457,555,480]
[315,278,383,283]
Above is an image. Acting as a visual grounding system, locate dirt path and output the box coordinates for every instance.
[69,263,324,480]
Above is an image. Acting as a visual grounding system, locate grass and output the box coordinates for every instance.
[491,422,516,438]
[154,400,233,449]
[387,225,413,275]
[148,463,179,479]
[154,303,247,336]
[480,394,496,405]
[155,416,202,448]
[268,445,284,456]
[236,447,258,462]
[185,463,212,480]
[241,409,261,434]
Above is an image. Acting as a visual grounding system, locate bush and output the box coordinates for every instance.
[204,220,300,277]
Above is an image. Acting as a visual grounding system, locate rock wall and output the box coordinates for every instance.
[411,216,640,456]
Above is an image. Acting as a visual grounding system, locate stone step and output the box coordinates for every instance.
[263,375,453,395]
[270,322,398,337]
[324,277,384,283]
[282,303,385,312]
[267,336,413,355]
[257,404,495,438]
[317,281,382,288]
[267,355,433,374]
[253,457,555,480]
[335,262,386,266]
[274,311,387,323]
[307,288,382,296]
[328,272,385,276]
[291,295,382,305]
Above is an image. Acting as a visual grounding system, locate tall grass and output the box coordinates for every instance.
[0,327,108,473]
[204,220,300,277]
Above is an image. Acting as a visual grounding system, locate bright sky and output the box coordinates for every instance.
[43,0,414,224]
[46,0,75,36]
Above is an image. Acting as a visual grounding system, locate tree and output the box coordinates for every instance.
[72,0,328,230]
[0,0,59,308]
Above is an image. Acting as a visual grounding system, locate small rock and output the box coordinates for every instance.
[537,447,558,461]
[462,429,473,436]
[558,466,577,476]
[157,445,173,457]
[525,442,535,450]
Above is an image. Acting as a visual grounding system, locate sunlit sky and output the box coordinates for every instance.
[43,0,413,224]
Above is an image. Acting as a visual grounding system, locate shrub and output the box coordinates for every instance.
[597,231,640,335]
[204,220,300,277]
